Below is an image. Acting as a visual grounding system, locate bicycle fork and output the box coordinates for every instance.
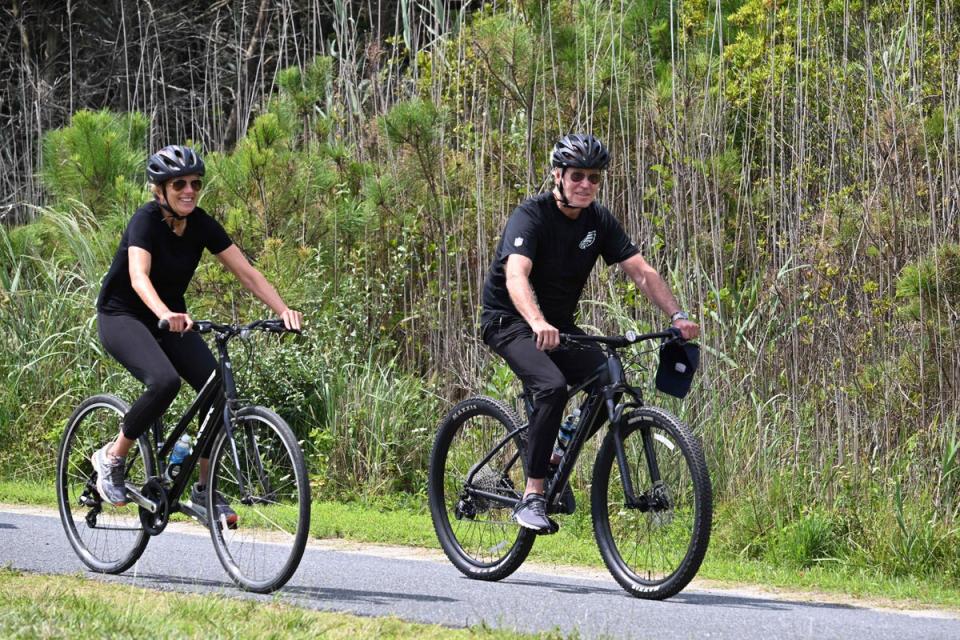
[612,419,669,512]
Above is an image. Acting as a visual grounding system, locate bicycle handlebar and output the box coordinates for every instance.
[157,318,300,336]
[559,327,681,348]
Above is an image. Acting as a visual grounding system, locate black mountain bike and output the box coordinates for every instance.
[56,319,310,593]
[428,328,711,600]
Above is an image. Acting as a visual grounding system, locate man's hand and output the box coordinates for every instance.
[530,319,560,351]
[672,318,700,341]
[279,308,303,331]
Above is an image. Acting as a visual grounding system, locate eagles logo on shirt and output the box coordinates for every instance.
[579,230,596,250]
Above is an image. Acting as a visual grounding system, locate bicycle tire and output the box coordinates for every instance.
[591,406,712,599]
[56,394,156,574]
[428,396,535,581]
[207,405,310,593]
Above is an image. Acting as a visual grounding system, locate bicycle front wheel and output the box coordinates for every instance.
[428,396,534,581]
[592,407,712,599]
[207,405,310,593]
[56,394,156,574]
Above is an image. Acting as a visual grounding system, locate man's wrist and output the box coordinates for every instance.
[670,310,689,322]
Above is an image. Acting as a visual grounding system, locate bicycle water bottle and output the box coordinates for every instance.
[165,434,192,482]
[550,408,581,465]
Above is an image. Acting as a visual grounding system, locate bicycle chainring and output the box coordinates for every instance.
[138,478,170,536]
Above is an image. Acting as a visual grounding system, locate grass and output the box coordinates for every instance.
[0,567,559,639]
[4,480,960,610]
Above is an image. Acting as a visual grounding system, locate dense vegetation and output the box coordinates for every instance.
[3,0,960,585]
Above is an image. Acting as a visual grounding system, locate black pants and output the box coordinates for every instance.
[483,316,605,479]
[98,313,218,456]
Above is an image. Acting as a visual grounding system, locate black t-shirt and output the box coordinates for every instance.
[96,201,233,320]
[480,192,640,327]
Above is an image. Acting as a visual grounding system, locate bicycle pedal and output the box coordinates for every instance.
[536,517,560,536]
[219,513,239,531]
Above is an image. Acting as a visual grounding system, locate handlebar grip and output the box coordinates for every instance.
[158,318,202,332]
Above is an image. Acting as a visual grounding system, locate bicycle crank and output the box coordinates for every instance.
[136,478,170,535]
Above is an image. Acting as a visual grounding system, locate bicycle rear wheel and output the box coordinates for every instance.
[428,396,534,581]
[592,407,712,599]
[207,405,310,593]
[56,394,156,573]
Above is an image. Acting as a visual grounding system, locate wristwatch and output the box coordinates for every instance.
[670,310,689,323]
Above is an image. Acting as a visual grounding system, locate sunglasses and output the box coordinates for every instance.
[567,171,602,185]
[169,178,203,192]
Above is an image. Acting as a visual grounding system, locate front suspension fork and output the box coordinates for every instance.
[611,420,664,511]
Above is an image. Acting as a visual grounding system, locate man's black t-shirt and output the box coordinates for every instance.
[96,201,233,321]
[480,192,640,328]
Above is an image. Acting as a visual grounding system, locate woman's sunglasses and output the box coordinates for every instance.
[170,178,203,192]
[567,171,602,185]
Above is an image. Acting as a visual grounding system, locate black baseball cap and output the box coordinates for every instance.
[655,340,700,398]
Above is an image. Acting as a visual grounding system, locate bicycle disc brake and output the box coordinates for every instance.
[647,481,674,528]
[138,478,170,536]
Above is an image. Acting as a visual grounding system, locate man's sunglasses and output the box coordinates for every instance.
[170,179,203,192]
[567,171,602,185]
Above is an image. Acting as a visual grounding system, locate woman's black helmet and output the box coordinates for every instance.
[146,145,205,184]
[551,134,610,170]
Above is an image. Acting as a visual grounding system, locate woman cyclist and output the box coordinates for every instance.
[91,144,303,525]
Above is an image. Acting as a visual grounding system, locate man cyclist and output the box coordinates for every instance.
[92,144,302,526]
[480,133,700,533]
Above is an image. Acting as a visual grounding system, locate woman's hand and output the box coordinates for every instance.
[279,308,303,331]
[160,310,193,333]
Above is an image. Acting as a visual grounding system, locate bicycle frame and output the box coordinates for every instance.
[125,326,250,516]
[463,331,672,513]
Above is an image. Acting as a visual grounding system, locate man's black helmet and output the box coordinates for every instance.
[551,134,610,170]
[146,145,205,184]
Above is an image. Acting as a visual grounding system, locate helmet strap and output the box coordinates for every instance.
[553,168,573,208]
[159,183,189,220]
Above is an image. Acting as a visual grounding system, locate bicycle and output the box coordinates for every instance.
[428,328,712,600]
[56,319,311,593]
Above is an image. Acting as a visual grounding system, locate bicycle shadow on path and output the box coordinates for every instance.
[500,577,624,597]
[668,591,857,612]
[505,576,861,613]
[128,572,459,607]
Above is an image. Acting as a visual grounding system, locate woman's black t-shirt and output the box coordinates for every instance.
[480,192,640,328]
[96,201,233,321]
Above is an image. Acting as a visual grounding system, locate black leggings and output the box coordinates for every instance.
[98,313,218,456]
[483,317,605,479]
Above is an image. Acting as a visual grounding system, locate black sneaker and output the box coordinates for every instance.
[512,493,555,532]
[90,444,128,506]
[191,483,238,529]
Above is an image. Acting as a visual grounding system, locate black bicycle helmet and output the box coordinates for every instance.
[550,134,610,170]
[146,145,205,184]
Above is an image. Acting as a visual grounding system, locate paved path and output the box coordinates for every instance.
[1,507,958,639]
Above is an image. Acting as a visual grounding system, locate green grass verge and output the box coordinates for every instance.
[0,567,560,639]
[4,480,959,609]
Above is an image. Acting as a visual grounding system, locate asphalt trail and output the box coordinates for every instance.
[1,507,957,639]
